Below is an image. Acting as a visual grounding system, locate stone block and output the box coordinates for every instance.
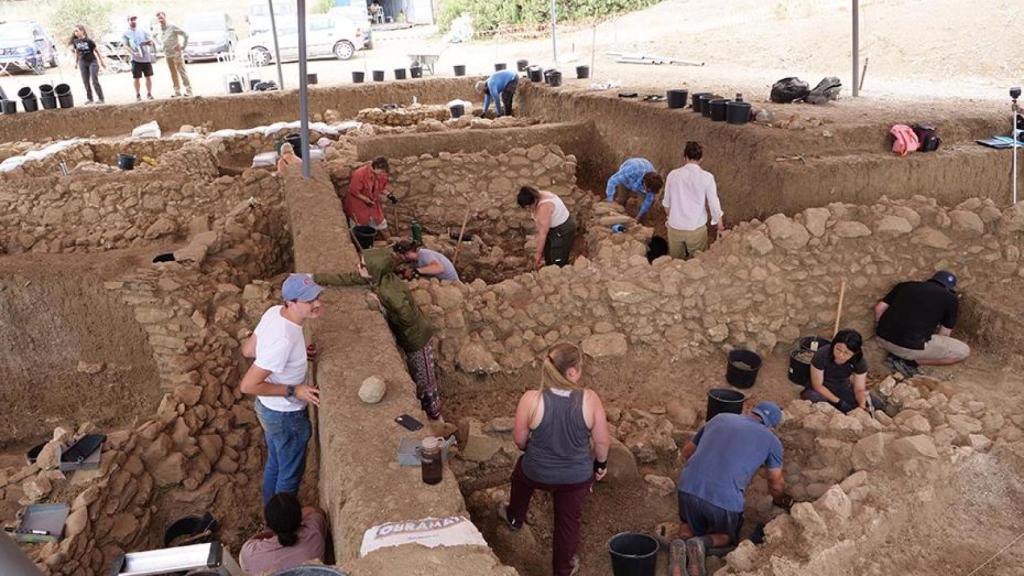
[766,214,810,250]
[581,333,628,358]
[891,435,939,460]
[852,432,894,470]
[643,474,676,496]
[790,502,827,536]
[456,342,501,374]
[459,419,504,463]
[605,436,639,484]
[832,220,871,238]
[813,484,852,520]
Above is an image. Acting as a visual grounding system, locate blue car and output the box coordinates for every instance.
[0,20,58,74]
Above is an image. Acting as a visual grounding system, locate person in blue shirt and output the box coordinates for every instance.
[605,158,663,223]
[672,402,788,576]
[476,70,520,116]
[392,239,461,283]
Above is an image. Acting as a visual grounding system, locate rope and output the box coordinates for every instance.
[964,529,1024,576]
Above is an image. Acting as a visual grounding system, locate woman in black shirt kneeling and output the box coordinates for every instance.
[801,329,883,414]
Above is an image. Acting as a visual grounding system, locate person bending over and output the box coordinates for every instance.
[240,493,327,573]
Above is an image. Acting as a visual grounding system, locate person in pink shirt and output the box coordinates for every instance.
[240,493,327,573]
[344,156,392,238]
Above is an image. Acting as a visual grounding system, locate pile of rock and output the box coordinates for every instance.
[719,372,1023,575]
[356,104,451,126]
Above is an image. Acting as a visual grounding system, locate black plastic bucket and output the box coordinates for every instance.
[228,80,243,94]
[164,513,218,547]
[788,348,816,386]
[726,101,751,124]
[527,66,543,82]
[799,336,830,351]
[494,62,506,71]
[453,65,466,76]
[667,89,688,109]
[352,71,365,83]
[699,94,719,117]
[394,68,406,80]
[449,104,465,119]
[55,84,73,108]
[250,78,261,90]
[19,87,38,112]
[307,73,318,85]
[2,100,16,114]
[410,65,423,78]
[353,225,376,249]
[608,532,659,576]
[546,70,562,87]
[117,154,136,170]
[576,65,590,79]
[39,84,56,110]
[284,133,302,158]
[691,91,711,111]
[707,388,746,422]
[710,99,730,121]
[271,567,348,576]
[372,70,385,82]
[516,59,529,71]
[726,349,762,388]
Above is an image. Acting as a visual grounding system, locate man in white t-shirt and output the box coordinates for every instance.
[240,273,325,505]
[662,141,724,260]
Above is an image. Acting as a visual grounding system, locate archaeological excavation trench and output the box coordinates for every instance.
[1,78,1023,576]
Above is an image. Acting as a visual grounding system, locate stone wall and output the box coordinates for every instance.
[8,197,291,575]
[412,197,1024,374]
[330,143,583,243]
[719,373,1024,576]
[0,148,282,254]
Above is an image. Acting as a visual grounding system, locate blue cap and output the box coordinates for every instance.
[282,273,323,302]
[752,401,783,428]
[930,270,957,291]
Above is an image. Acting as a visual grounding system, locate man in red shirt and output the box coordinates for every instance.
[344,156,392,238]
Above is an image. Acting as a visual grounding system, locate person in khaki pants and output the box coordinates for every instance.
[662,141,724,259]
[156,11,192,97]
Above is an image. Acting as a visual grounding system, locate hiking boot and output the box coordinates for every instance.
[496,501,519,531]
[668,539,687,576]
[170,93,180,98]
[146,93,154,100]
[685,538,706,576]
[136,94,142,102]
[885,354,920,378]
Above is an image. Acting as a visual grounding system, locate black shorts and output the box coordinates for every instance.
[131,61,154,78]
[678,491,744,544]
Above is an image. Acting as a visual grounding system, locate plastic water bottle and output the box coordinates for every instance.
[411,219,423,245]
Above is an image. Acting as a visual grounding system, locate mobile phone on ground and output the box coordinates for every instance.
[62,434,106,464]
[395,414,423,431]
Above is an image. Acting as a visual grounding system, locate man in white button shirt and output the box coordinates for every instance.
[240,274,325,505]
[662,141,724,259]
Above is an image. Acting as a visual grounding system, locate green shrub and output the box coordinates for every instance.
[49,0,114,46]
[439,0,662,33]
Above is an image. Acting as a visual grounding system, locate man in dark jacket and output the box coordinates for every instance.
[874,270,969,376]
[315,248,442,420]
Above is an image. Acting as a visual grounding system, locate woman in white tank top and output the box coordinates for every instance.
[517,185,576,269]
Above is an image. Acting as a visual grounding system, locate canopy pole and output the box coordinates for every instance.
[297,0,310,179]
[852,0,859,97]
[268,0,284,89]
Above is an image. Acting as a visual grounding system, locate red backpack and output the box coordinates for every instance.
[890,124,919,156]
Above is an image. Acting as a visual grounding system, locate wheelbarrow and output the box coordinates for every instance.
[408,52,441,75]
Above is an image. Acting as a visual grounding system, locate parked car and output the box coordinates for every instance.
[236,14,367,65]
[0,20,58,74]
[247,0,297,36]
[183,12,237,62]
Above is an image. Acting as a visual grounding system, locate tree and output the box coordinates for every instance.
[49,0,114,47]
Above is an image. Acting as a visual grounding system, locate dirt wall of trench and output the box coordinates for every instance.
[516,83,1022,221]
[0,78,481,144]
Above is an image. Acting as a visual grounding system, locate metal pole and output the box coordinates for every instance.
[297,0,311,180]
[550,0,558,63]
[1013,95,1020,204]
[590,22,596,75]
[852,0,859,97]
[268,0,284,89]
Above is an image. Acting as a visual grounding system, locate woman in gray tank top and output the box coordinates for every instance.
[496,343,611,576]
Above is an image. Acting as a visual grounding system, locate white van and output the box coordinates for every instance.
[247,0,297,35]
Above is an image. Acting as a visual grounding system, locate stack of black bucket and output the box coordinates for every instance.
[3,83,75,115]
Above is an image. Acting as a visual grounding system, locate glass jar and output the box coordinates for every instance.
[419,437,444,485]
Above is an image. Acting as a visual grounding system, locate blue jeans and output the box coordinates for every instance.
[255,400,311,505]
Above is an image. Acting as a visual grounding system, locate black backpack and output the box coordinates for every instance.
[770,77,810,103]
[806,76,842,104]
[912,123,941,152]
